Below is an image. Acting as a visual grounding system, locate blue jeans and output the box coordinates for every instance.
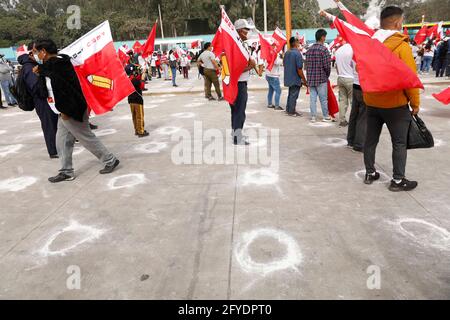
[421,56,432,72]
[171,67,177,86]
[1,79,17,105]
[266,75,281,107]
[286,85,301,113]
[309,82,329,118]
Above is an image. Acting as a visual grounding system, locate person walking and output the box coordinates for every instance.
[283,37,307,116]
[32,39,120,183]
[335,41,354,127]
[197,42,223,101]
[363,6,419,191]
[306,29,332,122]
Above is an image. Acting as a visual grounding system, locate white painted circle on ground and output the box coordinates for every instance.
[107,173,146,190]
[0,130,6,135]
[242,169,279,186]
[112,115,132,121]
[354,170,391,184]
[246,109,261,114]
[248,137,267,148]
[434,139,446,147]
[154,126,181,135]
[171,112,195,119]
[159,94,176,98]
[24,119,41,124]
[309,122,333,128]
[245,122,262,128]
[95,129,117,137]
[0,176,37,192]
[323,137,347,147]
[394,218,450,251]
[234,228,303,276]
[134,142,168,154]
[38,220,105,257]
[0,144,23,158]
[2,112,24,117]
[184,102,204,108]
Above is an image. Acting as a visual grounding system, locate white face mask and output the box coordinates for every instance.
[34,53,43,65]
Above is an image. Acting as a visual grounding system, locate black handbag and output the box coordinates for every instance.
[407,114,434,149]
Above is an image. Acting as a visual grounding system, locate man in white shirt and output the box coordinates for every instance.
[335,41,354,127]
[197,42,223,100]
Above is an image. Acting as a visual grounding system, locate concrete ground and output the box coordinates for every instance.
[0,70,449,299]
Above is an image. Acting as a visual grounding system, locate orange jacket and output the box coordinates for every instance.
[363,33,420,110]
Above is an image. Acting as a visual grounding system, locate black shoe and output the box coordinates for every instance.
[352,147,363,153]
[49,154,59,159]
[173,84,178,87]
[389,178,418,192]
[89,123,98,130]
[267,105,275,109]
[48,173,75,183]
[99,159,120,174]
[218,97,224,101]
[364,172,380,185]
[0,105,7,109]
[274,106,284,111]
[208,96,216,101]
[137,131,149,138]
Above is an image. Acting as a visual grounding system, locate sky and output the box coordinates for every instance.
[318,0,336,9]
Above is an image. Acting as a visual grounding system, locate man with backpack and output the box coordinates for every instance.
[17,43,58,159]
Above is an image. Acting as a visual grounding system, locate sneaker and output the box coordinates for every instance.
[267,105,275,109]
[352,147,363,153]
[322,117,332,122]
[339,120,348,127]
[208,96,216,101]
[48,173,75,183]
[287,112,299,117]
[99,159,120,174]
[294,111,303,117]
[388,178,418,192]
[364,172,380,185]
[218,97,224,101]
[310,116,317,123]
[173,84,178,87]
[274,106,284,111]
[0,105,7,109]
[49,154,59,159]
[137,131,150,138]
[346,143,354,149]
[89,123,98,130]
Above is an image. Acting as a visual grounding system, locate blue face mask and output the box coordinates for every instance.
[34,53,43,65]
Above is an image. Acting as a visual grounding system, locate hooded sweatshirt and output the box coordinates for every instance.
[363,31,420,110]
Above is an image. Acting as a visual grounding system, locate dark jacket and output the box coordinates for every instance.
[127,74,144,105]
[17,54,49,107]
[37,54,87,122]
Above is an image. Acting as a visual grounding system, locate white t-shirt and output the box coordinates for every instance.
[424,47,434,57]
[180,57,189,67]
[335,43,354,79]
[265,56,283,78]
[45,77,59,115]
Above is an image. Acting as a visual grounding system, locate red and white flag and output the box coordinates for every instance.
[212,7,250,104]
[141,20,158,58]
[331,15,423,92]
[433,87,450,105]
[16,45,28,58]
[327,81,339,118]
[191,40,201,49]
[427,22,444,41]
[272,27,287,53]
[61,21,135,115]
[414,25,428,45]
[212,27,224,56]
[329,35,344,51]
[259,33,277,71]
[133,41,143,54]
[118,44,129,66]
[335,0,375,36]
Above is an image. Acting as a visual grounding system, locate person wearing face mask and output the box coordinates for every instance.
[231,19,257,145]
[32,39,120,183]
[362,6,420,192]
[18,42,58,159]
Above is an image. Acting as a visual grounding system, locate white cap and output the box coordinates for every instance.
[234,19,255,30]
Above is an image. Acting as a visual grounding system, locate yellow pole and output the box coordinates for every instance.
[284,0,292,49]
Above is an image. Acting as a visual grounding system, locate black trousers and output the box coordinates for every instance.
[347,85,367,150]
[35,101,58,156]
[230,81,248,141]
[364,105,411,180]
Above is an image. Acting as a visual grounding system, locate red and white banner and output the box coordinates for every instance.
[118,44,129,66]
[335,0,375,36]
[331,15,423,92]
[191,40,201,49]
[211,8,249,104]
[329,35,345,51]
[212,27,224,56]
[61,21,135,115]
[259,33,277,71]
[141,21,158,58]
[414,25,428,45]
[16,44,28,58]
[433,87,450,105]
[272,27,287,53]
[133,41,143,54]
[427,22,444,42]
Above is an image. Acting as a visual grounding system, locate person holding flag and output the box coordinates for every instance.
[32,39,120,183]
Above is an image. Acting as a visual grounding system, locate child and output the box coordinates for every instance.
[126,64,149,138]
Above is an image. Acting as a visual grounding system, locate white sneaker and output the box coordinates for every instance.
[310,116,317,123]
[322,117,332,122]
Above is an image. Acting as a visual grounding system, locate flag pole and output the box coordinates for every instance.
[284,0,292,49]
[158,4,164,39]
[263,0,268,34]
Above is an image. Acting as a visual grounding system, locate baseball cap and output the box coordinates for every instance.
[234,19,255,30]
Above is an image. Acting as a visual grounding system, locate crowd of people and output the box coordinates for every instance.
[1,5,447,193]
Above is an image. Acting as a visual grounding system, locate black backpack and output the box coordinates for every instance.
[9,68,35,111]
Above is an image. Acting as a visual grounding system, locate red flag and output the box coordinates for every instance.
[61,21,135,115]
[191,40,201,49]
[335,0,375,36]
[133,41,143,54]
[428,22,444,42]
[332,16,423,92]
[432,87,450,105]
[141,21,158,58]
[211,27,224,56]
[403,27,408,36]
[214,8,249,104]
[327,80,339,118]
[329,35,344,51]
[16,44,28,58]
[446,29,450,36]
[272,27,287,53]
[118,44,129,66]
[259,34,277,71]
[414,25,428,45]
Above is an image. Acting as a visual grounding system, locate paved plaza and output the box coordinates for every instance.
[0,70,449,299]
